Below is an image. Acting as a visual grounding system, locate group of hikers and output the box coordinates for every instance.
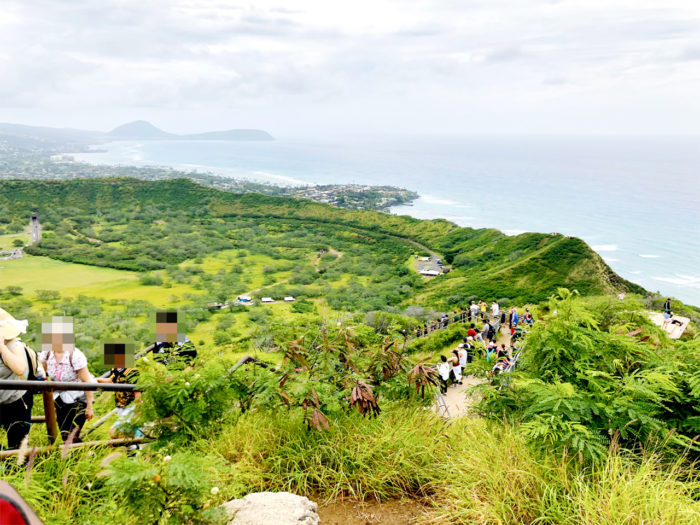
[414,300,534,340]
[432,301,534,395]
[0,308,196,451]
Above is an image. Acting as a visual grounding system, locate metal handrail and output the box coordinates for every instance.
[0,380,139,392]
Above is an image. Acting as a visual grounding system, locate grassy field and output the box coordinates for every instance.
[0,254,198,306]
[0,254,139,294]
[0,230,30,249]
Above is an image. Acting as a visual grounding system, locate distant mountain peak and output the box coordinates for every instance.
[106,121,273,141]
[108,121,171,138]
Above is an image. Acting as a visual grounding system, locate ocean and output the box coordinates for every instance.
[71,135,700,306]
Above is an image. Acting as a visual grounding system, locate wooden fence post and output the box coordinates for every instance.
[42,390,59,444]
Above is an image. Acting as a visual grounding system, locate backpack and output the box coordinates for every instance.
[23,344,45,394]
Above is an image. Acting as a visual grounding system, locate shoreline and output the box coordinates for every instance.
[62,142,700,306]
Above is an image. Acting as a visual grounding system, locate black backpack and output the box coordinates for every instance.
[23,344,45,394]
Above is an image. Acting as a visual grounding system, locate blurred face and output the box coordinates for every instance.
[156,321,178,343]
[41,317,74,354]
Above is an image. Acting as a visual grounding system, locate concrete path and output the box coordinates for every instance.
[648,312,690,339]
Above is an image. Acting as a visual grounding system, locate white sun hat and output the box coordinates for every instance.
[0,308,28,341]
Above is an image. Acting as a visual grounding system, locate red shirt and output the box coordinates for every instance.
[467,329,477,337]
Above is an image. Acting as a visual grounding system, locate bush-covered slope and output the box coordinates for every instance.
[0,177,645,304]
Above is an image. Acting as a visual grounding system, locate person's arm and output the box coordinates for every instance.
[0,340,27,377]
[76,367,95,419]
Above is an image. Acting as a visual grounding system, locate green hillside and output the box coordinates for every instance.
[2,177,700,525]
[0,177,643,306]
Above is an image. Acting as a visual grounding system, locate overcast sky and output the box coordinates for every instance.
[1,0,699,136]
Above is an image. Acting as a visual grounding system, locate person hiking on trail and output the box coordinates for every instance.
[469,301,479,321]
[0,308,44,450]
[479,300,488,320]
[437,356,450,394]
[491,301,500,319]
[449,350,462,385]
[482,320,492,342]
[523,308,534,326]
[469,323,483,343]
[457,344,468,374]
[97,367,142,438]
[95,341,142,438]
[150,312,197,369]
[464,337,475,363]
[509,307,519,333]
[39,316,94,443]
[663,298,672,327]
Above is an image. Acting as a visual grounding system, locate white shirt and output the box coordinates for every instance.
[39,348,89,402]
[437,362,451,381]
[458,349,467,367]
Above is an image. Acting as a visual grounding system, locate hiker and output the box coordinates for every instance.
[151,312,197,369]
[482,320,492,342]
[493,355,511,375]
[39,316,94,443]
[96,367,142,438]
[523,308,534,326]
[479,300,488,320]
[0,308,42,449]
[484,342,495,361]
[663,298,672,327]
[509,307,519,334]
[491,301,500,319]
[457,344,468,375]
[470,323,483,343]
[465,337,475,363]
[449,350,462,385]
[437,356,450,394]
[670,316,684,327]
[469,301,479,321]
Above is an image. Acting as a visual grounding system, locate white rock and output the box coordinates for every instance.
[222,492,319,525]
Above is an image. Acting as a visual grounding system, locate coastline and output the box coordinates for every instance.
[64,139,700,306]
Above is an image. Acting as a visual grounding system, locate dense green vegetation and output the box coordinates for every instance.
[1,178,643,308]
[1,177,698,524]
[477,290,700,461]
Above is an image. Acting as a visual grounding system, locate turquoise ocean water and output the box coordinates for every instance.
[72,135,700,306]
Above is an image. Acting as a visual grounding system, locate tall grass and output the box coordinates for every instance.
[209,405,448,501]
[210,406,700,524]
[3,405,699,524]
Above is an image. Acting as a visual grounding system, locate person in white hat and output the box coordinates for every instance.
[0,308,33,449]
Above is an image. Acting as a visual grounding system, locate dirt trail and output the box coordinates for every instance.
[439,375,484,418]
[318,499,426,525]
[242,278,291,297]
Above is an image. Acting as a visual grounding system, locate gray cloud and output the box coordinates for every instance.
[0,0,699,135]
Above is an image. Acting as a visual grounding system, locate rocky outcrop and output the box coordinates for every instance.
[222,492,319,525]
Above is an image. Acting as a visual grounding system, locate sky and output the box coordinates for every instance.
[1,0,699,137]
